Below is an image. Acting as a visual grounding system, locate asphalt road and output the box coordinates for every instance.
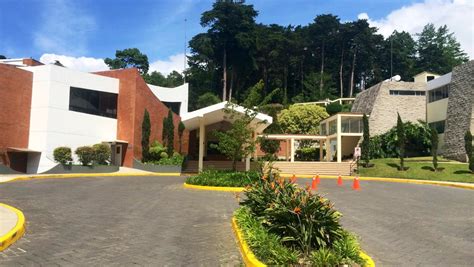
[0,175,473,266]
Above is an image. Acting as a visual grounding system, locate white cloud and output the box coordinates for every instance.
[34,0,95,55]
[359,0,474,58]
[149,53,187,75]
[39,54,109,72]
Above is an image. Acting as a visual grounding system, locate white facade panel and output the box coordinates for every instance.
[148,83,189,115]
[21,65,120,173]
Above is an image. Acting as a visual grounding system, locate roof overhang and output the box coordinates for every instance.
[4,147,41,153]
[259,134,327,140]
[181,101,273,133]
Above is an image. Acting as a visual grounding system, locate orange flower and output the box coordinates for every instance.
[262,175,267,181]
[293,206,301,214]
[270,182,275,189]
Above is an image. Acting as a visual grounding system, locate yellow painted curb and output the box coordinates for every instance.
[280,173,474,190]
[2,172,181,183]
[0,203,26,251]
[183,183,244,192]
[232,216,375,267]
[231,217,266,267]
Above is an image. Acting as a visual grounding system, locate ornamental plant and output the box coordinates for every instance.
[92,143,111,165]
[464,131,474,172]
[53,146,73,165]
[141,109,151,161]
[430,126,439,171]
[396,113,406,171]
[75,146,95,166]
[361,114,371,167]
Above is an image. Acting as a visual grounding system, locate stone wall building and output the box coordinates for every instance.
[351,80,427,135]
[428,60,474,162]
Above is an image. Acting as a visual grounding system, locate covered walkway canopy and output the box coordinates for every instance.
[181,101,273,172]
[259,134,329,162]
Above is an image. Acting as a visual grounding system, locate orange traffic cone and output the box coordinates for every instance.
[311,176,318,190]
[290,174,296,184]
[352,176,360,190]
[337,174,343,186]
[316,174,320,184]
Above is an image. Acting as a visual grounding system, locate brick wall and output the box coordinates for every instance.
[95,68,188,167]
[0,64,33,150]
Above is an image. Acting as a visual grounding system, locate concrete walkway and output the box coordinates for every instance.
[0,205,17,238]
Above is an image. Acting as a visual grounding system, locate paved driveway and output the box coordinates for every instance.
[0,176,473,266]
[0,176,241,266]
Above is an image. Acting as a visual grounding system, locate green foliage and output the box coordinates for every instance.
[241,174,344,257]
[234,207,299,265]
[156,154,184,166]
[196,92,221,109]
[185,170,260,187]
[148,141,166,161]
[397,113,406,170]
[0,55,6,59]
[361,114,370,166]
[178,121,185,153]
[258,137,281,160]
[431,126,439,171]
[295,147,325,161]
[53,147,73,165]
[92,143,111,165]
[211,103,260,171]
[104,48,149,75]
[464,131,474,172]
[160,151,169,159]
[75,146,95,166]
[370,120,432,159]
[141,109,151,161]
[278,105,329,134]
[162,109,175,156]
[325,102,342,115]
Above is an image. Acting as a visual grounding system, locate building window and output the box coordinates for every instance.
[162,101,181,115]
[69,87,118,118]
[428,85,450,103]
[429,120,446,134]
[389,90,426,96]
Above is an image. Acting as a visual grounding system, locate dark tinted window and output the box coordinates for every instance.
[389,90,425,96]
[69,87,118,118]
[428,85,449,103]
[429,120,446,134]
[162,101,181,115]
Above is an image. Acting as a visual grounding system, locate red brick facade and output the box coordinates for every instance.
[0,64,33,150]
[95,68,189,167]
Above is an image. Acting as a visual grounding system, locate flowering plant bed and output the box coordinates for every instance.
[234,168,368,266]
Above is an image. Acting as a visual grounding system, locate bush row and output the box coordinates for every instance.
[185,170,260,187]
[144,141,185,166]
[53,144,111,166]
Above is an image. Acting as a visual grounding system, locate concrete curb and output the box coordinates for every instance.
[1,172,182,183]
[232,216,375,267]
[183,183,244,192]
[0,203,26,251]
[280,173,474,190]
[231,217,266,267]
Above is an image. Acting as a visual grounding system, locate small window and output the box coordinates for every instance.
[429,120,446,134]
[428,85,450,103]
[389,90,425,96]
[162,101,181,115]
[69,87,118,118]
[427,75,435,81]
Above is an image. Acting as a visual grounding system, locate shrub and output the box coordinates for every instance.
[278,104,329,134]
[141,109,151,161]
[241,173,344,256]
[295,147,325,161]
[148,141,166,161]
[75,146,95,166]
[326,102,342,115]
[258,137,281,160]
[234,207,299,265]
[431,126,439,171]
[361,113,370,166]
[465,131,474,172]
[92,143,111,165]
[186,170,260,187]
[157,154,184,165]
[53,147,73,165]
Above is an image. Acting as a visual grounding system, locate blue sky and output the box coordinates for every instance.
[1,0,471,73]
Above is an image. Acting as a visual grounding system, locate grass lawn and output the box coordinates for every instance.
[359,158,474,183]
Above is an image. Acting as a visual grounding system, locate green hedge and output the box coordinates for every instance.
[185,170,260,187]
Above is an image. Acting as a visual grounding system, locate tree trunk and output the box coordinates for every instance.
[283,66,288,105]
[349,51,356,98]
[339,47,344,98]
[222,47,227,101]
[319,41,325,95]
[228,69,234,101]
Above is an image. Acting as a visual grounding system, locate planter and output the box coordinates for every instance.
[0,164,23,174]
[42,164,119,174]
[133,159,182,173]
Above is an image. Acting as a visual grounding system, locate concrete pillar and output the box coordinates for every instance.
[337,114,342,163]
[319,140,323,162]
[253,131,258,161]
[285,139,289,161]
[326,137,331,162]
[245,156,250,171]
[198,117,205,172]
[290,138,295,162]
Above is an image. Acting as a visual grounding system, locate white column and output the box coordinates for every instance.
[337,114,342,163]
[253,131,258,161]
[198,117,205,172]
[326,137,331,162]
[290,138,295,162]
[286,139,289,161]
[245,156,250,171]
[319,140,323,162]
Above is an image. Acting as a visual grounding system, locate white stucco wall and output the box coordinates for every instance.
[147,83,189,115]
[21,65,119,173]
